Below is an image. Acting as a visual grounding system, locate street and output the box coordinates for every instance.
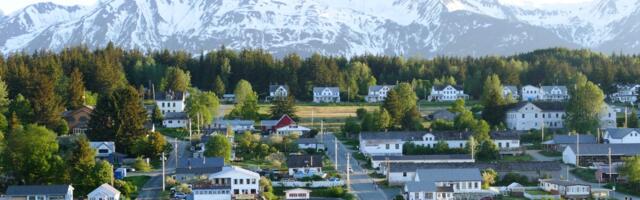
[322,133,399,200]
[137,136,190,200]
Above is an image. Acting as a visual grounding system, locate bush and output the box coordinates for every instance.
[133,157,152,172]
[114,180,137,198]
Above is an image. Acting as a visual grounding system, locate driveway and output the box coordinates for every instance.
[525,149,559,162]
[322,133,400,200]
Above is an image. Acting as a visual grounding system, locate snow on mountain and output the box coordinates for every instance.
[0,0,638,57]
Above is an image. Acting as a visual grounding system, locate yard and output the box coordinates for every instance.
[499,154,534,162]
[524,189,551,195]
[570,168,597,183]
[123,175,151,199]
[539,150,562,157]
[157,127,189,140]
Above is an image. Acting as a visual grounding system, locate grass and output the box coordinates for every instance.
[570,168,597,183]
[539,150,562,157]
[499,154,533,162]
[123,175,151,199]
[604,183,640,197]
[157,127,189,140]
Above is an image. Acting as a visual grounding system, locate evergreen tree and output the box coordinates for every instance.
[375,108,392,131]
[88,93,118,141]
[162,67,191,92]
[270,95,297,119]
[152,105,163,124]
[382,89,402,126]
[0,77,9,113]
[29,71,65,131]
[67,137,97,195]
[8,94,33,124]
[480,74,507,125]
[112,86,148,154]
[68,68,86,109]
[401,106,423,131]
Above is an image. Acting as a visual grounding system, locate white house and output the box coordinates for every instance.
[370,154,474,169]
[284,188,311,200]
[366,85,395,103]
[88,183,121,200]
[275,125,311,136]
[520,85,542,101]
[610,84,640,103]
[603,128,640,144]
[287,154,323,178]
[268,85,289,101]
[539,179,590,199]
[502,85,519,100]
[313,87,340,103]
[162,112,189,128]
[428,85,469,102]
[404,168,483,200]
[90,141,116,158]
[189,181,232,200]
[208,166,260,199]
[491,131,522,155]
[6,185,74,200]
[359,131,518,156]
[211,119,255,133]
[562,143,640,166]
[540,86,569,101]
[155,91,187,116]
[505,102,615,131]
[296,138,325,151]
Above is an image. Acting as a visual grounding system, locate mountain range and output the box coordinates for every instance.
[0,0,639,57]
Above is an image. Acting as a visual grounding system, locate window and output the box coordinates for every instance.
[386,144,390,149]
[162,102,165,107]
[395,144,400,149]
[522,114,525,118]
[234,179,238,184]
[474,182,478,189]
[460,143,463,148]
[535,114,538,118]
[98,149,109,154]
[403,172,407,177]
[240,179,244,184]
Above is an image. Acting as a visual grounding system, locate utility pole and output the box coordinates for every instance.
[311,109,315,129]
[188,119,192,144]
[175,137,178,167]
[346,153,351,192]
[162,151,166,191]
[320,120,324,145]
[386,156,390,183]
[541,121,545,143]
[608,147,612,183]
[334,137,338,171]
[625,107,628,128]
[576,133,580,168]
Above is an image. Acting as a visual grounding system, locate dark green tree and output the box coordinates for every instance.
[68,68,86,109]
[67,137,97,195]
[270,95,297,119]
[213,75,225,97]
[480,74,507,125]
[2,124,62,184]
[152,105,163,124]
[629,109,639,128]
[566,73,605,134]
[112,86,148,154]
[205,134,232,162]
[162,67,191,92]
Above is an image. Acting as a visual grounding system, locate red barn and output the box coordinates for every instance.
[260,115,295,133]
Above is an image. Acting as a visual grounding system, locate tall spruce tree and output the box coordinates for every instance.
[270,95,297,119]
[566,73,605,134]
[88,93,118,141]
[213,75,225,97]
[68,68,86,109]
[480,74,507,125]
[67,137,97,195]
[113,86,148,154]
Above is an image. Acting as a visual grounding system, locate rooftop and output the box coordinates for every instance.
[370,154,472,162]
[176,157,224,174]
[545,134,596,145]
[604,128,640,139]
[6,185,72,196]
[388,161,562,173]
[541,179,589,186]
[566,143,640,156]
[287,154,323,168]
[164,112,188,120]
[155,91,186,101]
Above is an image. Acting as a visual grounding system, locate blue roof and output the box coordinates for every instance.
[552,134,596,144]
[604,128,640,139]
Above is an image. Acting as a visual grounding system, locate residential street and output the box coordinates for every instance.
[322,133,400,200]
[137,136,190,200]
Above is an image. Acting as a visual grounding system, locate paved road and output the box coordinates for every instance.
[322,133,398,200]
[137,136,190,200]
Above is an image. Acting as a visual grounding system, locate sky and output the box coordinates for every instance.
[0,0,597,15]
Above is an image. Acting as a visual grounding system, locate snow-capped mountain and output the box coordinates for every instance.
[0,0,638,57]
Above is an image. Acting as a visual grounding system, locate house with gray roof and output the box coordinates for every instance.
[155,91,188,116]
[609,84,640,103]
[359,130,518,156]
[268,85,289,101]
[313,87,340,103]
[563,143,640,166]
[90,141,116,158]
[428,85,469,102]
[175,157,224,182]
[370,154,474,169]
[542,134,597,151]
[539,179,591,199]
[540,85,569,101]
[211,119,255,133]
[426,109,457,121]
[404,168,487,200]
[502,85,519,100]
[385,161,562,185]
[6,185,74,200]
[88,183,121,200]
[603,128,640,144]
[366,85,395,103]
[162,111,189,128]
[505,101,616,131]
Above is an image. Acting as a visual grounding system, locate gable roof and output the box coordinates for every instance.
[214,119,254,126]
[164,112,188,120]
[541,86,568,94]
[261,114,294,127]
[63,105,94,118]
[433,85,463,91]
[296,138,321,145]
[388,161,561,172]
[155,91,186,101]
[541,179,589,186]
[6,185,72,196]
[566,143,640,156]
[490,130,522,140]
[507,101,566,112]
[503,85,518,93]
[360,131,473,141]
[548,134,596,144]
[90,141,115,152]
[313,87,340,96]
[269,85,289,93]
[89,183,120,196]
[287,154,323,168]
[369,85,395,92]
[176,157,224,174]
[212,166,259,178]
[604,128,640,139]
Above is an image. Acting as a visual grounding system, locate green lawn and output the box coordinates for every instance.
[499,154,533,162]
[605,183,640,197]
[123,175,151,199]
[157,127,190,140]
[570,168,597,183]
